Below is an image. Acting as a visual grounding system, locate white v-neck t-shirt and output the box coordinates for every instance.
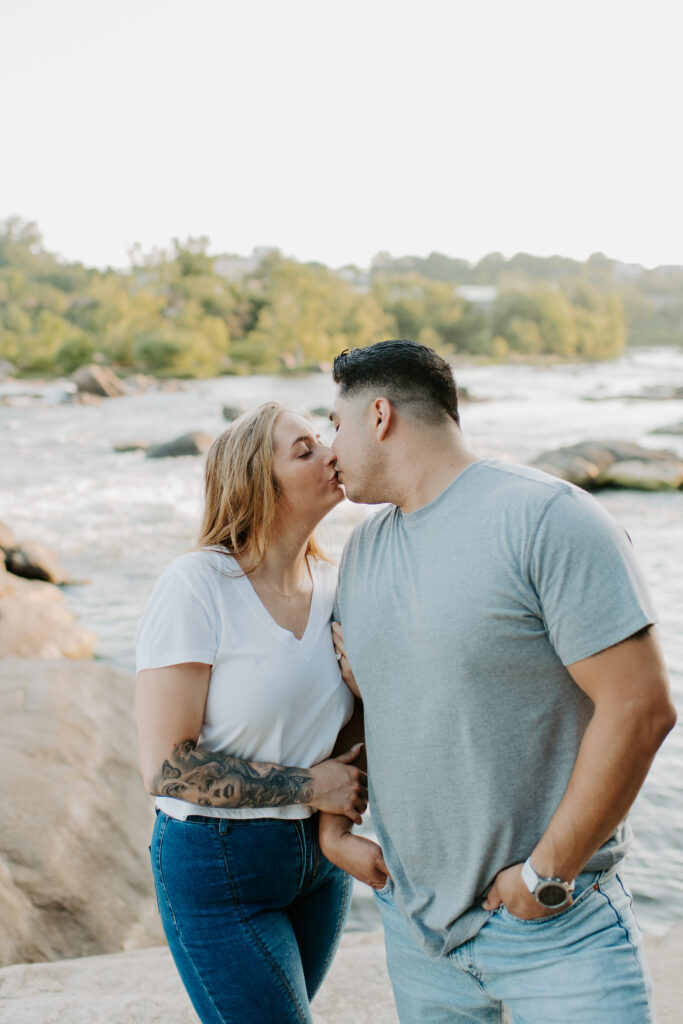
[136,548,354,820]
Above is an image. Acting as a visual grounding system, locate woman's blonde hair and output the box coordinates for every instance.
[197,401,328,571]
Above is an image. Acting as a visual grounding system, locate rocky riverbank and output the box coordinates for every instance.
[0,657,163,966]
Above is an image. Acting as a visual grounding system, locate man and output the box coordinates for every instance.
[320,339,676,1024]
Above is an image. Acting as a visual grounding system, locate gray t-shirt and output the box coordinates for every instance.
[336,459,656,957]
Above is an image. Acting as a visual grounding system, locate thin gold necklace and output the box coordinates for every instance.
[260,568,311,601]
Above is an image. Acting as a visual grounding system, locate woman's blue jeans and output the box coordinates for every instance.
[150,810,351,1024]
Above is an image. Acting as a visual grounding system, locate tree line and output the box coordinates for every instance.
[1,217,680,378]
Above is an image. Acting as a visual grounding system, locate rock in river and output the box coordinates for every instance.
[600,459,683,491]
[222,404,246,422]
[71,364,128,398]
[651,420,683,436]
[531,440,683,491]
[2,538,69,584]
[146,431,213,458]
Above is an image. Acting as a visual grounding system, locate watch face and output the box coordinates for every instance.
[537,882,569,908]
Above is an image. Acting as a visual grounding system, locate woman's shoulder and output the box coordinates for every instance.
[160,547,239,586]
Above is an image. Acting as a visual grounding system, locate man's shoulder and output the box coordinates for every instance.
[339,505,395,567]
[476,458,576,499]
[348,504,395,542]
[475,460,615,537]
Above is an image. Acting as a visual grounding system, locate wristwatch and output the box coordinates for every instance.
[522,857,575,908]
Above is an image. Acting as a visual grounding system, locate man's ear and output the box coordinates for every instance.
[372,398,394,441]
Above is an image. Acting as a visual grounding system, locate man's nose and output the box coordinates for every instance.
[321,444,337,465]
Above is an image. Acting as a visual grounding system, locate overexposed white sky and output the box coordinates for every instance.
[2,0,682,270]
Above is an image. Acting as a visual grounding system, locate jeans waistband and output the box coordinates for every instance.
[158,809,318,835]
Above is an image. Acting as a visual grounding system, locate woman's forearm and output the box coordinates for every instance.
[151,738,315,808]
[150,737,367,820]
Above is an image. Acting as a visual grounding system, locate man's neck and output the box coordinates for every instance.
[393,432,479,515]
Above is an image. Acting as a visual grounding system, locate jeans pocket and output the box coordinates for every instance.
[499,874,599,927]
[373,879,393,900]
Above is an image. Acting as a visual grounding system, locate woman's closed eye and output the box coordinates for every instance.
[297,434,321,458]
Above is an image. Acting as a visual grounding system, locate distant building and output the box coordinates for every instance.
[612,261,644,281]
[214,247,279,280]
[455,284,498,310]
[337,265,370,291]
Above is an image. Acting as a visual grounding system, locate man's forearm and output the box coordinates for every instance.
[531,703,673,880]
[152,739,314,808]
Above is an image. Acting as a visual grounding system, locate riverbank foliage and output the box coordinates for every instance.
[1,217,681,378]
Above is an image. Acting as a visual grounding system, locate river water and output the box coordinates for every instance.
[1,347,682,936]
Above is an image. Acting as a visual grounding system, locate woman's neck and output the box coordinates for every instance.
[248,514,315,592]
[255,546,310,592]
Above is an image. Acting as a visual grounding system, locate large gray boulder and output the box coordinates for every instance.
[0,569,96,659]
[146,431,213,459]
[71,364,128,398]
[0,658,163,967]
[531,452,601,489]
[532,440,683,491]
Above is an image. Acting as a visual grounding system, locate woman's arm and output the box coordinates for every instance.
[137,663,368,821]
[332,621,360,697]
[318,697,391,888]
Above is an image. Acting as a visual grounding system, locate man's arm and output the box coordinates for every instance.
[483,627,676,918]
[137,664,367,819]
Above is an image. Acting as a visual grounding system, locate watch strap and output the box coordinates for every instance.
[522,857,576,894]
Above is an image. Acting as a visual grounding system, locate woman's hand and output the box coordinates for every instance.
[319,812,390,888]
[308,745,368,823]
[332,622,360,697]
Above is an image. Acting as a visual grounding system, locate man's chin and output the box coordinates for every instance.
[341,483,372,505]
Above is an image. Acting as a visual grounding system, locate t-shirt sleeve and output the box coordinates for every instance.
[332,563,342,623]
[333,535,353,624]
[136,561,218,672]
[527,488,657,666]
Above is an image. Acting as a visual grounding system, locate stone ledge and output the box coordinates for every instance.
[1,926,680,1023]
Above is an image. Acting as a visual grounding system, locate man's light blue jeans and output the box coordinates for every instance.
[374,867,654,1023]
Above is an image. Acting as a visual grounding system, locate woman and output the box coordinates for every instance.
[136,402,369,1024]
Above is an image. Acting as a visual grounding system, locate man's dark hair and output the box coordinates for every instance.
[333,340,460,426]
